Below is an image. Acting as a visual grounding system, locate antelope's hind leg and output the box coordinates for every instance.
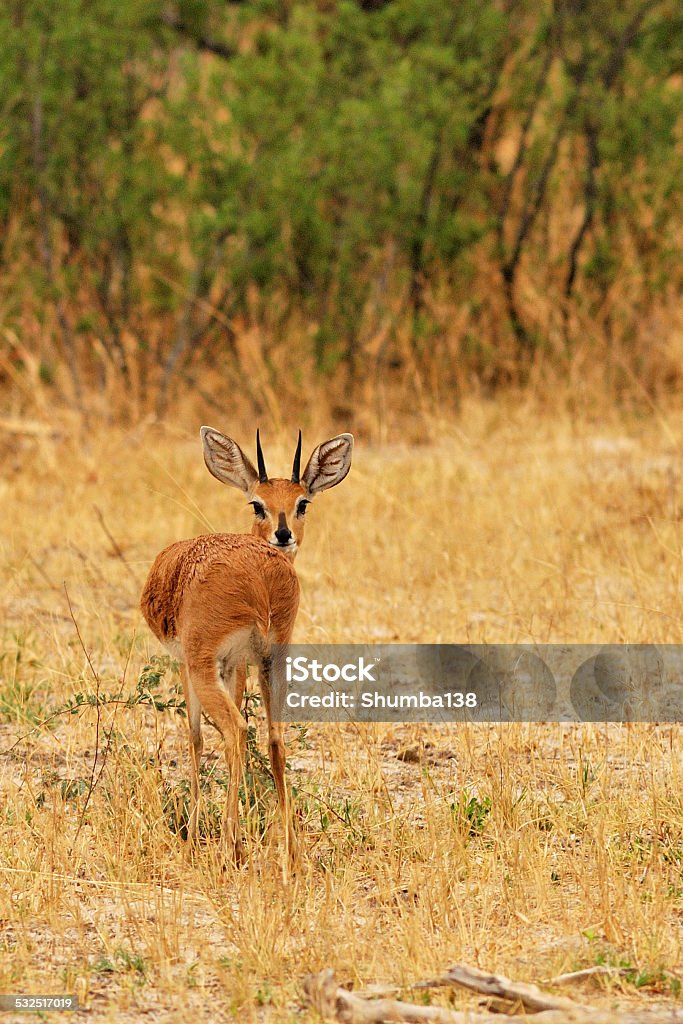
[187,657,247,864]
[258,655,298,865]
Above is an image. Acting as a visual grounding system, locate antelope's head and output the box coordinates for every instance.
[200,427,354,561]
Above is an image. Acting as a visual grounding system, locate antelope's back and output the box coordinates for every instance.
[140,533,300,649]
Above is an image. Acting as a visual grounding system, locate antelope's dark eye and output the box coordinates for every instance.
[250,501,267,520]
[296,499,310,517]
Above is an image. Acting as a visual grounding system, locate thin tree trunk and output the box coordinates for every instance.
[564,122,599,300]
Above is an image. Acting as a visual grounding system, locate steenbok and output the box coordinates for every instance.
[140,428,353,863]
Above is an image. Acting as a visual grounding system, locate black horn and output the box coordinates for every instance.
[256,429,268,482]
[291,430,302,483]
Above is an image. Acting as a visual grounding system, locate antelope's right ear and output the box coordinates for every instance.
[200,427,259,493]
[302,433,354,495]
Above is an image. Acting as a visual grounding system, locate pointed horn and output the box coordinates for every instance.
[256,429,268,483]
[291,429,302,483]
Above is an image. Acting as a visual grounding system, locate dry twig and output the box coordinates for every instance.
[414,963,593,1014]
[545,966,630,986]
[93,503,141,587]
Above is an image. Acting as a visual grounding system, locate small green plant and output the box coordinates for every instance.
[92,948,147,982]
[0,678,45,725]
[0,633,47,724]
[451,792,492,838]
[255,982,273,1006]
[136,655,182,704]
[577,752,603,798]
[162,763,230,841]
[294,782,364,847]
[59,778,89,803]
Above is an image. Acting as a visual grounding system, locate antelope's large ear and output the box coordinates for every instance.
[302,433,354,495]
[200,427,259,493]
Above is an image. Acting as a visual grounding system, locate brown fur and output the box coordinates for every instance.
[140,533,299,647]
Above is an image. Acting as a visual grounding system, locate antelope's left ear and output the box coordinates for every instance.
[200,426,259,493]
[302,433,354,495]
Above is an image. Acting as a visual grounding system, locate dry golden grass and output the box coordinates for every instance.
[2,398,683,1021]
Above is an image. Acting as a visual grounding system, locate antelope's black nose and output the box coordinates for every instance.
[275,527,292,545]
